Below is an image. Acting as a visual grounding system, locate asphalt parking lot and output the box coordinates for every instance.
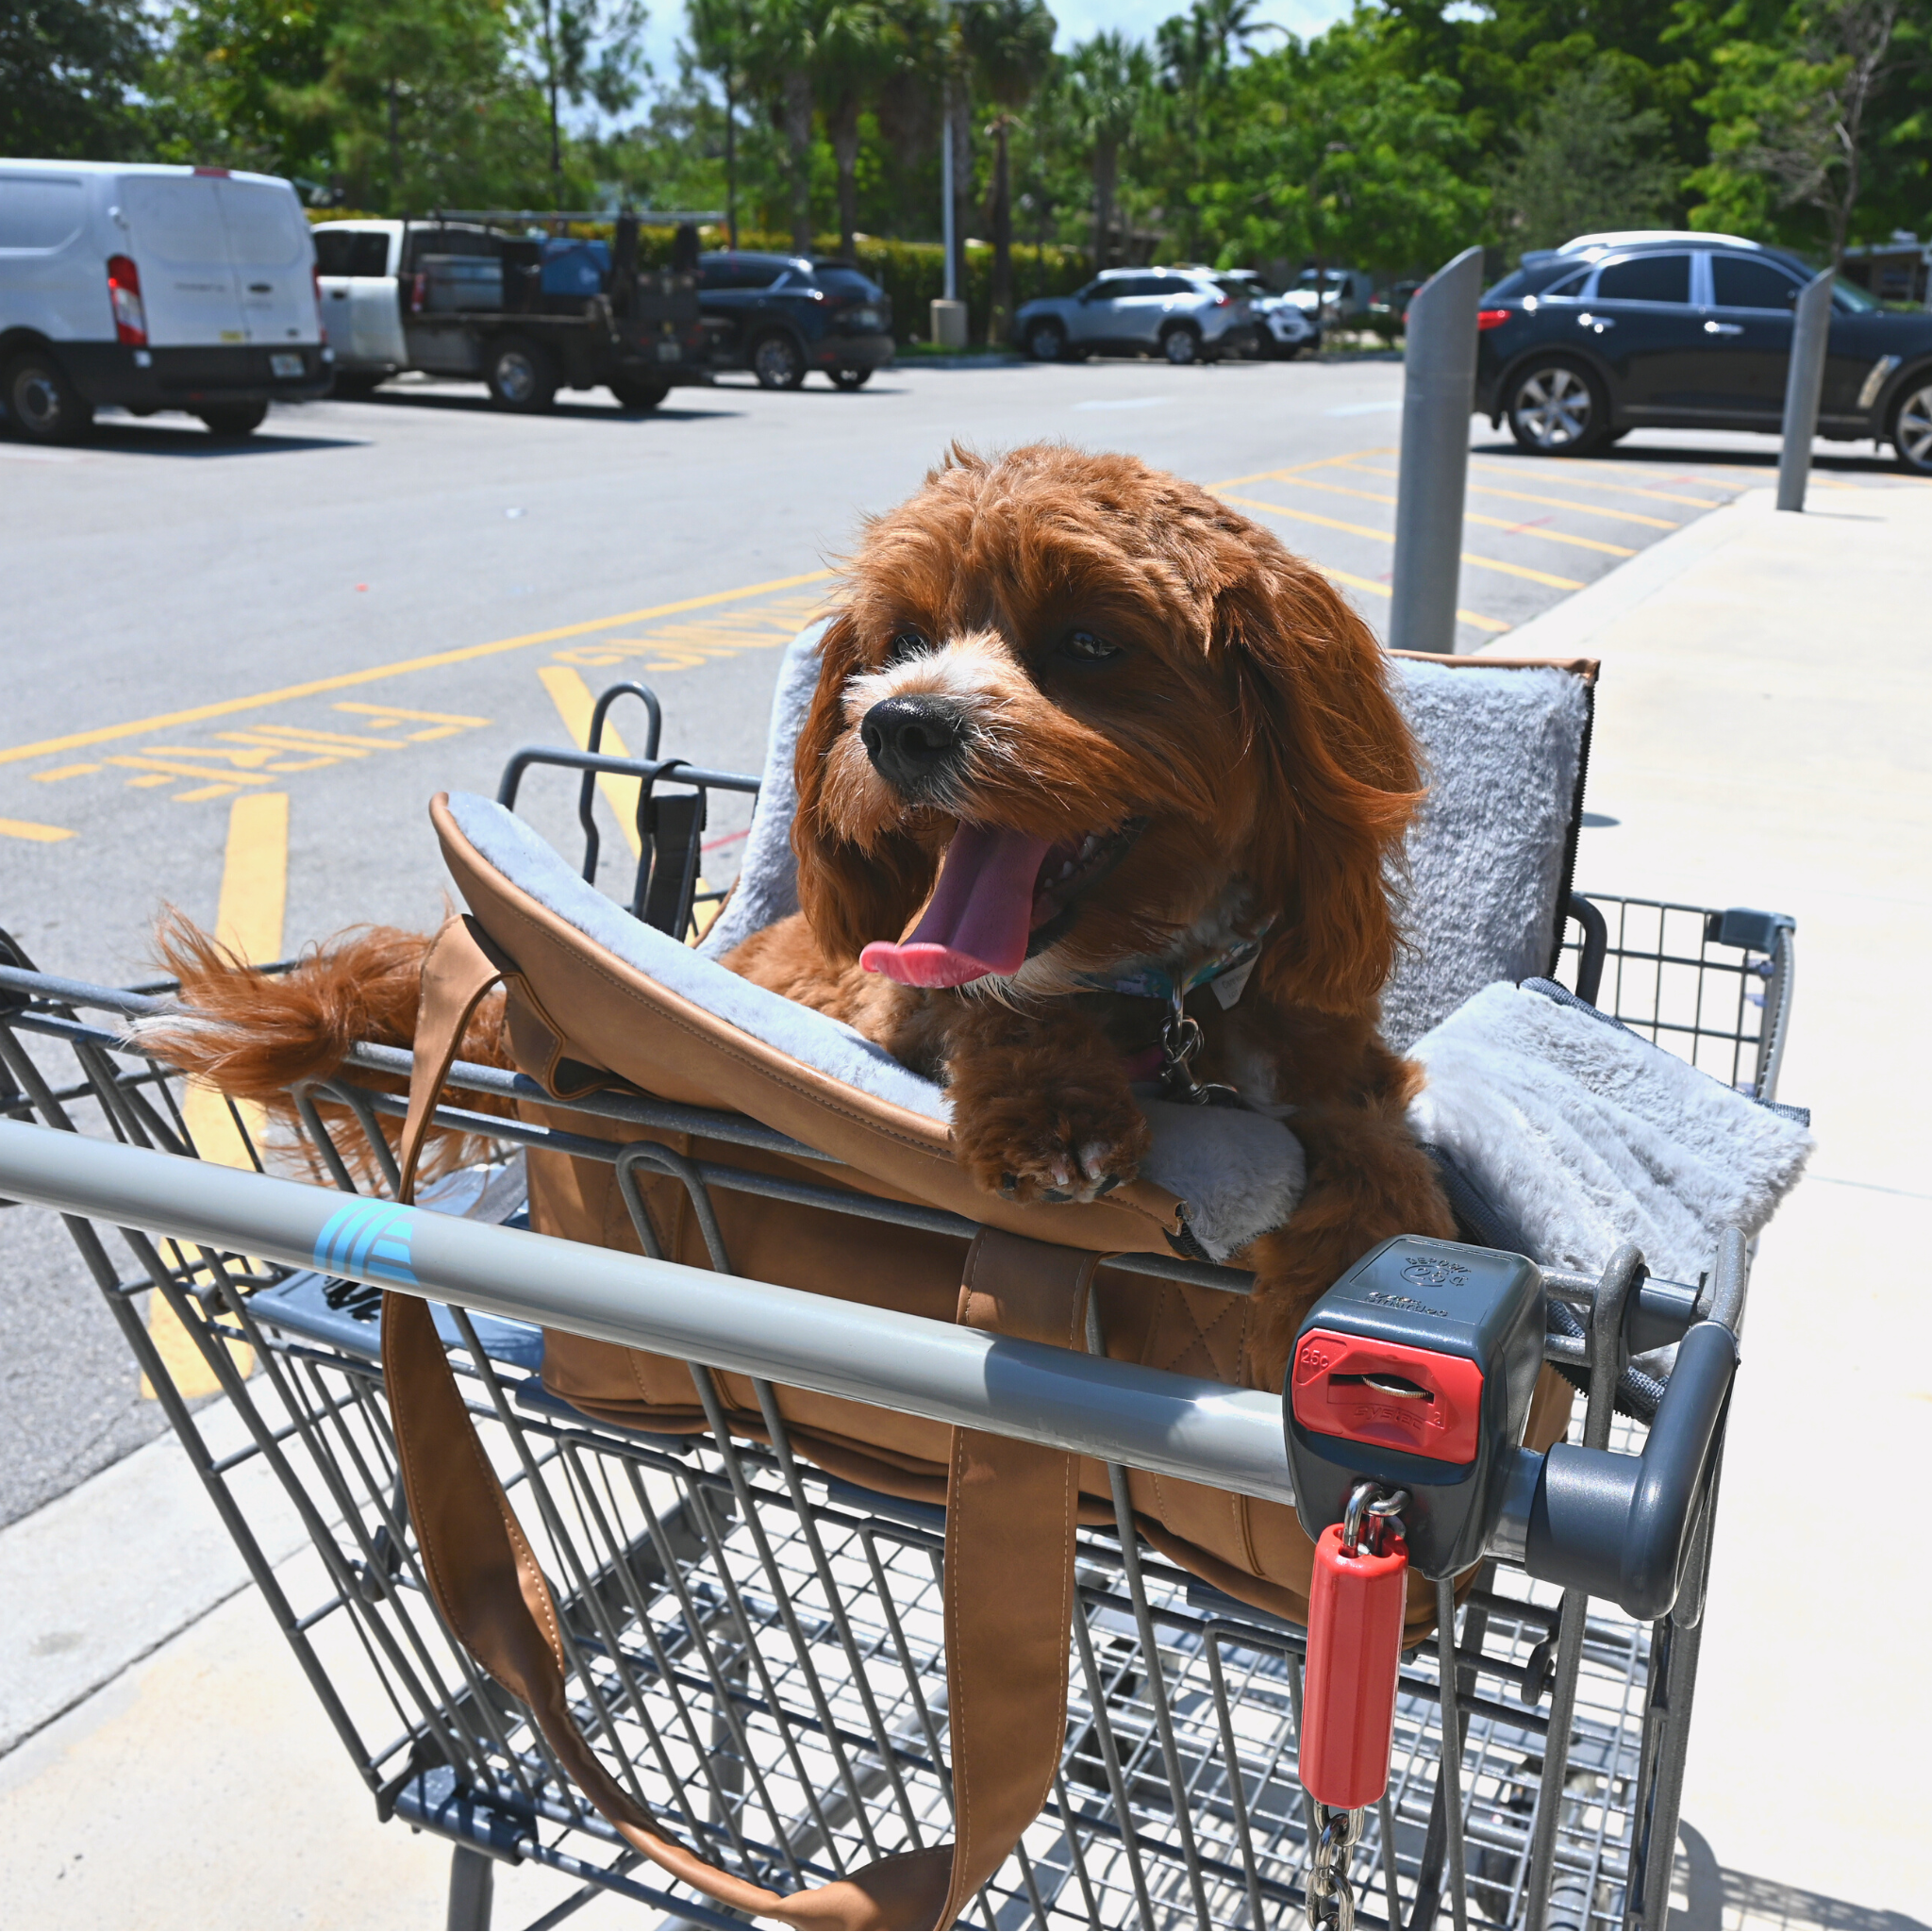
[0,354,1905,1525]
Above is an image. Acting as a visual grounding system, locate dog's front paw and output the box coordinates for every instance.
[954,1089,1152,1207]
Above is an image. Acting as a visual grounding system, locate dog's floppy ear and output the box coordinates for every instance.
[1222,558,1421,1016]
[790,609,934,964]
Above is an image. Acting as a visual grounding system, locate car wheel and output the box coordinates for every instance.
[5,350,93,443]
[751,332,806,391]
[197,402,269,438]
[1026,320,1066,361]
[487,336,558,411]
[829,367,872,391]
[1506,359,1610,457]
[1160,324,1202,366]
[1892,377,1932,475]
[609,376,671,410]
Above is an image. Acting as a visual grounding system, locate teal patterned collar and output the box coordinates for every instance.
[1076,924,1274,1009]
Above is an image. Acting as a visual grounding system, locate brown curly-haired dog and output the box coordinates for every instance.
[730,442,1453,1386]
[146,443,1452,1390]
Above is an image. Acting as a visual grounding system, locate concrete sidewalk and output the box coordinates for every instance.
[2,473,1927,1929]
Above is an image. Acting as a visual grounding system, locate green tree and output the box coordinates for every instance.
[1689,0,1922,262]
[1,0,156,158]
[1491,61,1679,256]
[522,0,651,204]
[1063,30,1153,267]
[961,0,1056,341]
[815,0,900,255]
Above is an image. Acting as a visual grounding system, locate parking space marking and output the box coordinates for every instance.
[1207,447,1393,491]
[147,789,287,1399]
[1465,461,1730,509]
[1218,491,1586,590]
[0,815,76,843]
[1247,471,1636,556]
[539,666,643,857]
[0,568,836,771]
[1314,564,1510,636]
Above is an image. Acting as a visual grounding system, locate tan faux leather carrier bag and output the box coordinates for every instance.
[379,792,1574,1930]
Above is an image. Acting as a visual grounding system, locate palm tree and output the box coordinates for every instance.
[1065,30,1150,270]
[815,0,898,258]
[961,0,1056,344]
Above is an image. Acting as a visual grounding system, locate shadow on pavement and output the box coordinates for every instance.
[356,389,741,423]
[6,419,365,458]
[1472,434,1900,476]
[1672,1823,1928,1929]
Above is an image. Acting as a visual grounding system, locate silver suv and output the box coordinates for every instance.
[1014,268,1251,365]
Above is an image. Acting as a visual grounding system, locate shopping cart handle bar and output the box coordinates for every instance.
[1495,1319,1738,1621]
[0,1119,1296,1507]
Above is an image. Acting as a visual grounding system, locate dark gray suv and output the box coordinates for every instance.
[696,254,895,391]
[1475,232,1932,473]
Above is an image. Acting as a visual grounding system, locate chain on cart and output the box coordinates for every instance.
[0,706,1796,1930]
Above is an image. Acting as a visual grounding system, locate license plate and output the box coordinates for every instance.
[657,340,682,362]
[271,353,305,378]
[853,309,879,329]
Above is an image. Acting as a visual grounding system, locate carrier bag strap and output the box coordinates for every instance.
[382,916,1094,1929]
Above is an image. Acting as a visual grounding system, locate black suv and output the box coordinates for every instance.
[696,254,894,390]
[1476,232,1932,474]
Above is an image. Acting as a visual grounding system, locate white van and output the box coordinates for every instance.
[0,160,332,441]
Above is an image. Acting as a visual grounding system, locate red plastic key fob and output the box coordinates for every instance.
[1300,1521,1408,1808]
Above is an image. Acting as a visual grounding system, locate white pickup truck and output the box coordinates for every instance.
[313,213,712,411]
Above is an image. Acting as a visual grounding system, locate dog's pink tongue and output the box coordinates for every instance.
[859,824,1052,988]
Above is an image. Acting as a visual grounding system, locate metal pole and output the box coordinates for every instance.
[1390,244,1484,657]
[941,96,958,304]
[0,1117,1295,1506]
[1776,269,1834,512]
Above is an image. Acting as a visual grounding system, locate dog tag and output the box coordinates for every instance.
[1300,1520,1407,1809]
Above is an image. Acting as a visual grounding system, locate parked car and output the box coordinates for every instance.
[313,214,710,410]
[694,254,894,390]
[1014,268,1252,364]
[0,159,331,442]
[1475,231,1932,474]
[1279,265,1374,325]
[1368,278,1425,334]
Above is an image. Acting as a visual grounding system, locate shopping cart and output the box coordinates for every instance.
[0,697,1794,1930]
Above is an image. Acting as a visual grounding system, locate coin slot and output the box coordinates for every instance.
[1333,1372,1434,1402]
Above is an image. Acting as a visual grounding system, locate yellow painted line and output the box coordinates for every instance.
[334,702,490,724]
[1461,480,1676,530]
[1218,491,1393,544]
[1,815,76,842]
[31,762,100,782]
[0,569,838,771]
[108,755,275,784]
[1466,461,1727,510]
[1207,446,1394,491]
[539,666,643,858]
[1342,461,1680,527]
[1251,472,1635,555]
[1315,564,1510,635]
[148,791,287,1399]
[1464,515,1633,558]
[1226,491,1587,592]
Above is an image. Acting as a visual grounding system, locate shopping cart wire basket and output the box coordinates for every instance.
[0,699,1795,1931]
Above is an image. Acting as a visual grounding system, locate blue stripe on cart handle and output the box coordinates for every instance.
[313,1199,420,1286]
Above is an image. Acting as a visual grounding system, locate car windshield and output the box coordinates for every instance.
[1296,270,1340,289]
[1213,277,1252,300]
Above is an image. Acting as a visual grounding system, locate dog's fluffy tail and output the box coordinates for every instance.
[132,911,513,1181]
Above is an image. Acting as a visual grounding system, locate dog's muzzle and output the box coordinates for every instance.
[859,694,969,797]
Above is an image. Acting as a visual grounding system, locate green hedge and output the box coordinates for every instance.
[307,209,1090,342]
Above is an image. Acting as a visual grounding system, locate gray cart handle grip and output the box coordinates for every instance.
[1515,1319,1736,1620]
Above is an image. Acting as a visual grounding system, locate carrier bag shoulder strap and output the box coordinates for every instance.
[382,917,1093,1929]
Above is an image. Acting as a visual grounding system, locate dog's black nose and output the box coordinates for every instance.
[860,695,968,793]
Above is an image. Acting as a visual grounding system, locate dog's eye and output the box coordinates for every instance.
[1060,629,1122,663]
[886,628,929,662]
